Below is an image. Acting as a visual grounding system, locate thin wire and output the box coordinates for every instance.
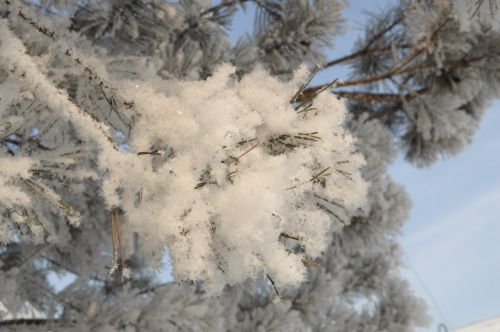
[404,254,451,328]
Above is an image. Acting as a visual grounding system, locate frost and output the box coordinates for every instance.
[0,0,476,329]
[454,0,500,31]
[114,64,368,294]
[0,13,367,292]
[0,157,33,207]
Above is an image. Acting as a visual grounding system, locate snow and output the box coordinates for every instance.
[3,0,492,329]
[0,11,368,293]
[0,301,45,321]
[453,315,500,332]
[454,0,500,32]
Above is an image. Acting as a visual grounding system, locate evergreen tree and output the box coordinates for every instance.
[0,0,498,330]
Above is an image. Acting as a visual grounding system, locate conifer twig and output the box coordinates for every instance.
[114,208,125,270]
[111,210,117,269]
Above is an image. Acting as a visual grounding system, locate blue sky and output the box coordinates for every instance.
[230,1,500,330]
[393,103,500,330]
[330,1,500,330]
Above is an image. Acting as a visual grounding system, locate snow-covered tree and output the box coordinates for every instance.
[1,0,498,330]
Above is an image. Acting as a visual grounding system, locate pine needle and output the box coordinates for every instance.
[266,273,280,297]
[279,232,301,241]
[227,143,259,165]
[310,167,331,182]
[303,257,321,268]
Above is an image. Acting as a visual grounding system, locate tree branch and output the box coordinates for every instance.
[201,0,252,17]
[334,91,404,104]
[322,15,404,69]
[322,44,411,69]
[301,11,458,104]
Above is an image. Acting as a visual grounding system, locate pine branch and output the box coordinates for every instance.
[11,4,134,139]
[302,40,484,106]
[201,0,252,17]
[302,8,454,106]
[322,44,411,69]
[334,87,431,104]
[322,13,405,69]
